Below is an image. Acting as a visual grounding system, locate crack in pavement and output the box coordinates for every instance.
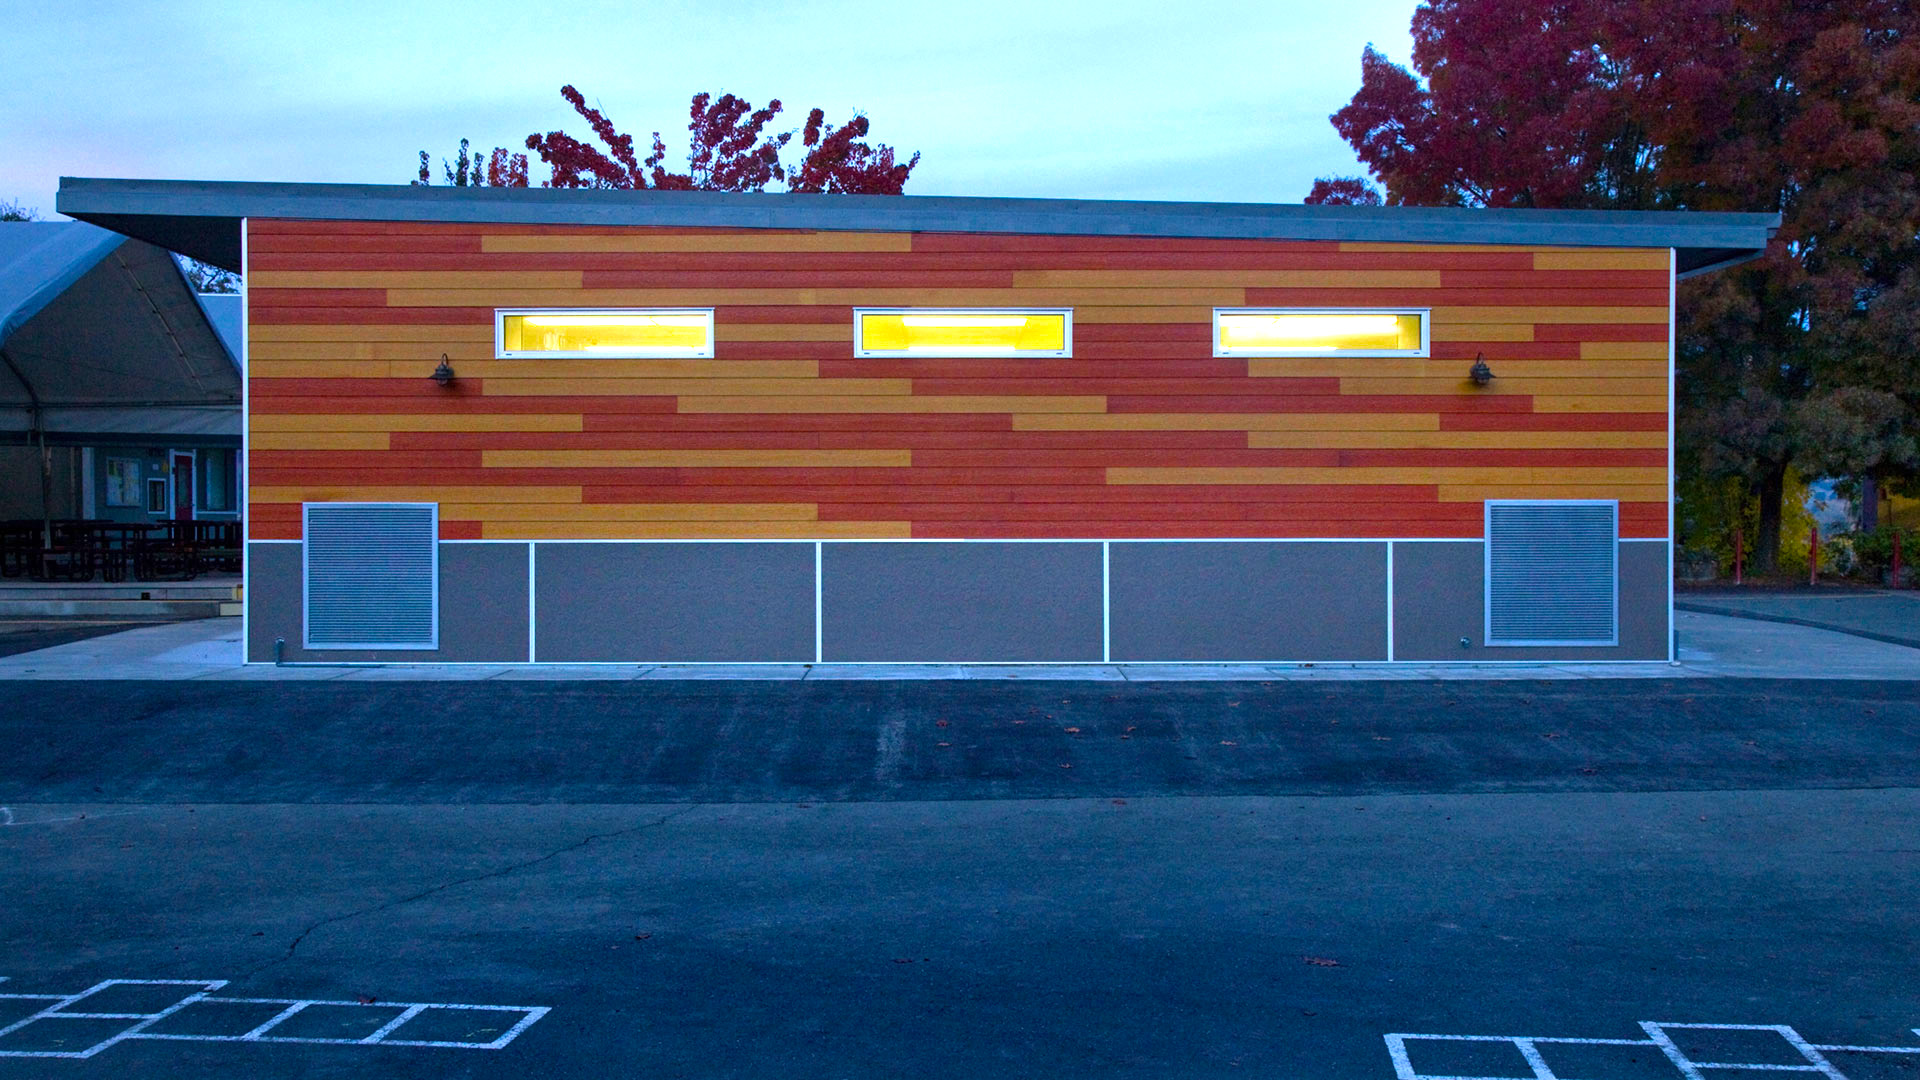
[243,803,705,978]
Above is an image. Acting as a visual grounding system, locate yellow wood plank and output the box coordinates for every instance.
[676,395,1108,414]
[248,324,494,343]
[382,288,1253,308]
[1438,484,1668,502]
[248,485,582,503]
[1533,395,1669,413]
[1579,341,1671,360]
[250,360,391,379]
[249,432,392,451]
[251,270,584,289]
[1107,466,1668,485]
[1011,269,1443,288]
[481,449,911,468]
[481,232,913,253]
[250,339,844,361]
[479,519,913,539]
[1534,251,1670,271]
[1251,358,1668,379]
[1430,324,1534,342]
[250,414,583,433]
[1012,413,1440,432]
[443,502,818,521]
[1337,376,1670,397]
[1246,430,1668,449]
[481,377,907,398]
[1431,306,1669,324]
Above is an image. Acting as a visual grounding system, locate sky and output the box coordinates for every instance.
[2,0,1419,219]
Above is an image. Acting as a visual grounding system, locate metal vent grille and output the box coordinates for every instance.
[1485,500,1618,646]
[303,503,438,650]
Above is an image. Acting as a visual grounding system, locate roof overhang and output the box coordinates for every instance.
[58,177,1782,277]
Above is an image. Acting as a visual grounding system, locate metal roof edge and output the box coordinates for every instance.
[57,177,1782,273]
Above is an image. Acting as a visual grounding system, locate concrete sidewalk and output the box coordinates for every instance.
[1677,587,1920,649]
[0,608,1916,680]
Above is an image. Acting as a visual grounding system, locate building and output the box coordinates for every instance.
[58,178,1777,664]
[0,221,240,529]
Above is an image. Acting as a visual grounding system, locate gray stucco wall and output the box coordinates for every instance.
[821,542,1103,662]
[1391,539,1670,661]
[246,540,529,663]
[1109,541,1389,661]
[246,535,1673,665]
[533,542,814,662]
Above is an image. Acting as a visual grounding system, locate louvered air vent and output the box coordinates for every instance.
[1485,500,1618,646]
[303,503,439,650]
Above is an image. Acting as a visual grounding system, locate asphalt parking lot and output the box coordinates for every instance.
[4,677,1920,1079]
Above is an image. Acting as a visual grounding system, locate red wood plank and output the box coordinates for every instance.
[1243,287,1671,306]
[250,306,495,325]
[390,429,1251,451]
[582,269,1018,289]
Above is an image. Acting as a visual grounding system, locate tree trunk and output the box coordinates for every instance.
[1753,465,1787,574]
[1860,472,1880,531]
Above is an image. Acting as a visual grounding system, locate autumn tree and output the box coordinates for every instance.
[524,85,920,194]
[1311,0,1920,570]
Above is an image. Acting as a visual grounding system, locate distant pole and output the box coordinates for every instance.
[1734,527,1744,586]
[1809,525,1820,586]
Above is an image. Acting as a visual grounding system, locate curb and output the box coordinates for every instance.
[1675,601,1920,652]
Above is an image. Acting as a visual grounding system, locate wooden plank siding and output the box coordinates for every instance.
[246,221,1671,541]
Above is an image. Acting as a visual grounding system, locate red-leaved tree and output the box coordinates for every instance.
[1310,0,1920,570]
[525,85,920,194]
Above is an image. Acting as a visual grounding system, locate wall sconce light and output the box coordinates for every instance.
[430,354,456,387]
[1468,354,1495,387]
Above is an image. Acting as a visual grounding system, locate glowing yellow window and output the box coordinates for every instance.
[497,309,714,358]
[855,309,1071,358]
[1214,309,1427,357]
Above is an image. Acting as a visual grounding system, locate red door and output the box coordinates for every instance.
[171,453,194,521]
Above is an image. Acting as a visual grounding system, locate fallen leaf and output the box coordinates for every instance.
[1220,740,1237,746]
[1064,727,1081,734]
[355,994,378,1004]
[635,933,651,940]
[1303,957,1340,967]
[1112,798,1126,805]
[937,741,951,747]
[936,720,950,728]
[1059,763,1072,769]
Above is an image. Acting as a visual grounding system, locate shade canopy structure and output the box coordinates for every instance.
[0,222,239,446]
[56,177,1780,278]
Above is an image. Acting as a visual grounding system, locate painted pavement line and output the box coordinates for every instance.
[1389,1021,1920,1080]
[0,977,550,1059]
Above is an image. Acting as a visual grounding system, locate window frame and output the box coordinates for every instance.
[853,307,1074,359]
[494,308,716,360]
[1212,307,1431,359]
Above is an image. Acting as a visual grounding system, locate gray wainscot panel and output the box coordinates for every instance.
[1108,541,1389,661]
[1391,540,1669,661]
[822,542,1103,662]
[246,540,530,663]
[534,542,815,663]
